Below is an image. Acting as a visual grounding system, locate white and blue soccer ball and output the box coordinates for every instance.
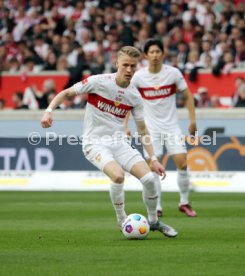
[122,213,150,240]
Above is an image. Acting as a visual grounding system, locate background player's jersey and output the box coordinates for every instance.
[132,65,187,134]
[74,73,144,145]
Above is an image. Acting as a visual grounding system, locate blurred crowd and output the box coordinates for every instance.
[0,0,245,109]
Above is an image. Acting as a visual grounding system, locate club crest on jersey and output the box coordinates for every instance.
[154,85,161,90]
[114,96,122,106]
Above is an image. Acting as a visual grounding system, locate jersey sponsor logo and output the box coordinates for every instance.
[88,93,133,118]
[139,84,176,100]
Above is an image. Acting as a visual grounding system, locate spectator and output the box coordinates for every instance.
[222,51,235,74]
[23,79,56,109]
[176,93,185,108]
[176,41,189,71]
[195,87,212,108]
[182,2,198,22]
[35,79,56,109]
[22,85,39,110]
[154,19,168,41]
[0,8,15,37]
[185,50,202,72]
[182,20,195,45]
[232,76,245,106]
[0,43,8,70]
[213,50,235,76]
[219,12,233,35]
[12,91,29,109]
[56,55,69,71]
[7,56,20,72]
[210,95,230,108]
[43,50,58,71]
[0,0,244,108]
[235,84,245,107]
[185,50,203,81]
[233,39,245,67]
[199,39,219,67]
[0,99,6,110]
[33,34,49,62]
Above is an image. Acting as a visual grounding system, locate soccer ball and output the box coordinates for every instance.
[122,213,150,240]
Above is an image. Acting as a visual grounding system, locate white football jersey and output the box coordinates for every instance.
[131,65,187,134]
[73,73,144,145]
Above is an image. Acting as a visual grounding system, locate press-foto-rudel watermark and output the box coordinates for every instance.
[28,131,216,146]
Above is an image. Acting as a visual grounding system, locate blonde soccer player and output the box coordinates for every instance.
[41,46,178,237]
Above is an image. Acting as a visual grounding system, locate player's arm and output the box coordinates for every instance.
[41,86,76,128]
[182,88,197,135]
[124,111,132,137]
[135,120,166,179]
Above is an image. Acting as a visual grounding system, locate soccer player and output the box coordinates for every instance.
[125,39,197,217]
[41,46,178,237]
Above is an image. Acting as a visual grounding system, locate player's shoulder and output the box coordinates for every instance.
[124,82,143,106]
[162,64,183,75]
[89,73,115,82]
[134,67,148,76]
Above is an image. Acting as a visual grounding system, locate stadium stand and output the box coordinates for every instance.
[0,0,245,109]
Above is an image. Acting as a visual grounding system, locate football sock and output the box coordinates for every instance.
[153,172,162,211]
[109,182,127,225]
[140,172,158,224]
[177,169,189,205]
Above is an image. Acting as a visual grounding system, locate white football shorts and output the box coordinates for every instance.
[83,140,144,172]
[143,131,187,159]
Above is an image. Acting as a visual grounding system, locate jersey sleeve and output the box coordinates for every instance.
[73,75,98,95]
[175,69,188,92]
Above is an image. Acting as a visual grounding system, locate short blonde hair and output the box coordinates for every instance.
[117,46,141,59]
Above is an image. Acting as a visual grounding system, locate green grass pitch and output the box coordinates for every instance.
[0,191,244,276]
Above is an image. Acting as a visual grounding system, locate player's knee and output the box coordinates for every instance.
[140,172,156,191]
[111,173,125,184]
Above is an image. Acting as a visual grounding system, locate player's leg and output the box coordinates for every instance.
[114,141,177,237]
[143,135,163,217]
[172,153,197,217]
[165,133,197,217]
[83,144,127,227]
[116,140,160,223]
[103,161,127,227]
[129,161,178,237]
[145,157,163,217]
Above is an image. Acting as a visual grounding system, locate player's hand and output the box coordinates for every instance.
[41,112,53,128]
[188,122,197,136]
[151,160,166,180]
